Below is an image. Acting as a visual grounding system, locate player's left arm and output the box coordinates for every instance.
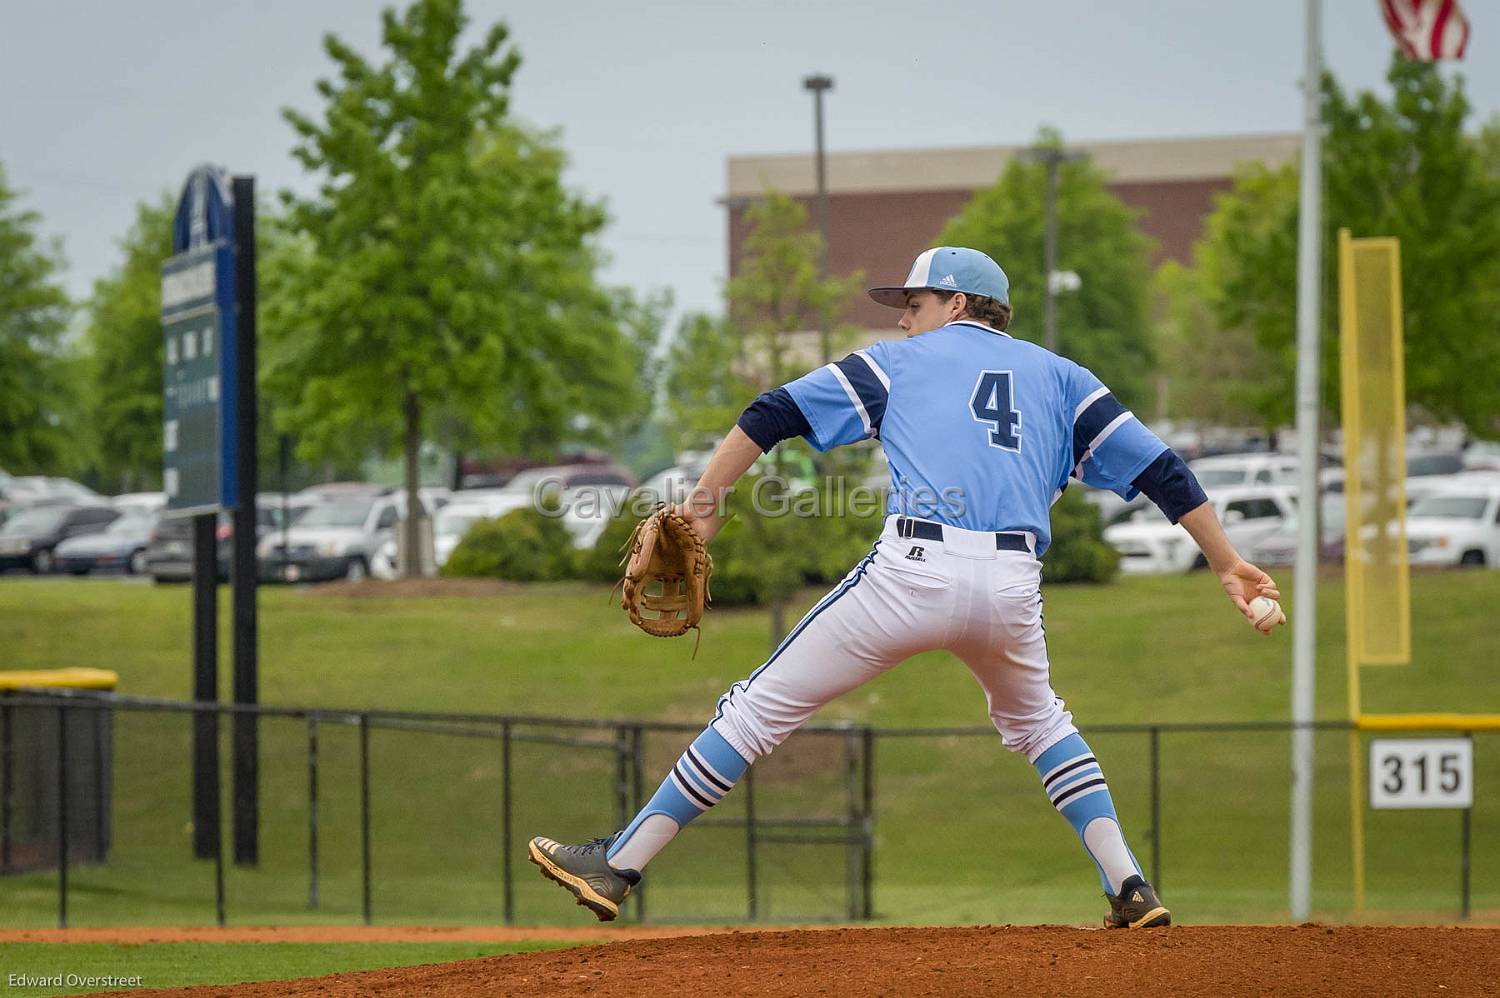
[680,425,765,544]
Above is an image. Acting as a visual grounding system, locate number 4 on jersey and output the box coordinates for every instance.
[971,370,1022,451]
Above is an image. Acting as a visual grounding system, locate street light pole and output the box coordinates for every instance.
[1021,146,1087,354]
[1042,158,1060,353]
[803,73,834,365]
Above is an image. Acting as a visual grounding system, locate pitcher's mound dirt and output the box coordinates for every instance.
[109,924,1499,997]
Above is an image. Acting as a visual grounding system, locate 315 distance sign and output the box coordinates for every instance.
[1369,738,1473,810]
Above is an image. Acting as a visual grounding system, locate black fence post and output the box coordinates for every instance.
[92,706,109,861]
[501,720,513,926]
[1461,805,1472,920]
[1461,729,1472,921]
[844,728,860,921]
[191,512,219,861]
[744,762,758,921]
[307,715,320,910]
[614,726,630,833]
[2,701,12,873]
[56,706,68,929]
[861,726,875,920]
[359,713,372,926]
[213,768,226,929]
[1149,726,1162,888]
[630,725,645,923]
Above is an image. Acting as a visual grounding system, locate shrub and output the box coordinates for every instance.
[701,474,887,607]
[1042,488,1121,584]
[575,508,639,583]
[442,507,577,582]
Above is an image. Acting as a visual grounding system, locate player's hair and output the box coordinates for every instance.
[933,290,1012,331]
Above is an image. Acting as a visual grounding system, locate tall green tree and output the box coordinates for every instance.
[0,163,75,475]
[939,129,1158,407]
[664,311,753,451]
[1152,260,1283,429]
[84,196,174,491]
[277,0,652,573]
[1182,56,1500,434]
[726,192,865,391]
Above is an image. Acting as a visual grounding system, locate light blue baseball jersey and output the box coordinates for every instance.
[782,321,1167,554]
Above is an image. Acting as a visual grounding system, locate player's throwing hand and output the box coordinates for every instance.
[1218,559,1282,625]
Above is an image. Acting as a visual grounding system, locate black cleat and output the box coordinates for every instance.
[528,833,641,922]
[1104,874,1172,928]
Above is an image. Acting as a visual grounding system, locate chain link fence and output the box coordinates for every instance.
[1,690,1491,927]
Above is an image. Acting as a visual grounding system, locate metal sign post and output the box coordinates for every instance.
[230,175,259,867]
[162,229,236,863]
[162,165,257,865]
[1369,737,1475,919]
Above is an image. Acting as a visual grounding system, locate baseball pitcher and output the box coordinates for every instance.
[531,247,1282,928]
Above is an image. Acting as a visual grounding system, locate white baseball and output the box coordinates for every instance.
[1249,596,1284,633]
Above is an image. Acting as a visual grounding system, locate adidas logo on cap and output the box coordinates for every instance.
[939,273,958,287]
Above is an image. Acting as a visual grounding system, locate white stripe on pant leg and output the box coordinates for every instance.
[715,545,880,728]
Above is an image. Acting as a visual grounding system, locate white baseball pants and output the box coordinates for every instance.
[712,515,1079,764]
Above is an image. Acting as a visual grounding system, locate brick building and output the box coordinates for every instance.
[725,133,1298,333]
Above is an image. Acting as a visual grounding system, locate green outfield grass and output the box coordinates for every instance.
[0,568,1496,929]
[0,942,567,995]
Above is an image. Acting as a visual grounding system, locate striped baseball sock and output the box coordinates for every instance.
[606,722,749,873]
[1034,733,1143,895]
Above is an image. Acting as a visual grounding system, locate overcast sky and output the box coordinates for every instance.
[2,1,1495,321]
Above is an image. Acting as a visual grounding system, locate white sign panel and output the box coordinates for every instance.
[1370,738,1473,810]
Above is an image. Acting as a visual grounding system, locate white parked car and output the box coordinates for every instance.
[1103,486,1296,574]
[111,491,167,515]
[637,466,698,508]
[1245,493,1347,567]
[1188,454,1301,490]
[1405,475,1500,568]
[428,493,528,567]
[1462,440,1500,472]
[258,491,432,583]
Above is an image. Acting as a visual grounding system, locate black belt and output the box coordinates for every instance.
[895,517,1031,553]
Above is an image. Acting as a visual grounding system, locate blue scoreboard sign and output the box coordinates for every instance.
[162,167,239,515]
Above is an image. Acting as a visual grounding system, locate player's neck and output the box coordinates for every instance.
[949,318,1008,337]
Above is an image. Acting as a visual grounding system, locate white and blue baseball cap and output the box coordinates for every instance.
[868,246,1010,308]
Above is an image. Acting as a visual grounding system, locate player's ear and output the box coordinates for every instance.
[949,292,967,319]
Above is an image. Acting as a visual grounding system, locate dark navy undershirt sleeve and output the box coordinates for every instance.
[1131,449,1209,524]
[736,387,813,453]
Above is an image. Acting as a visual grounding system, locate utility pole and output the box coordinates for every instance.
[803,73,834,365]
[1289,0,1323,923]
[1021,146,1086,353]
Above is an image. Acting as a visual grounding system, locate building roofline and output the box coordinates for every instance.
[727,131,1300,198]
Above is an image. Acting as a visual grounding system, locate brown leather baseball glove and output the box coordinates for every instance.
[621,507,712,646]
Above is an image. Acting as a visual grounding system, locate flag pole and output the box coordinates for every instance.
[1290,0,1323,923]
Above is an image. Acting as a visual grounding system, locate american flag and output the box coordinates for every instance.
[1380,0,1470,60]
